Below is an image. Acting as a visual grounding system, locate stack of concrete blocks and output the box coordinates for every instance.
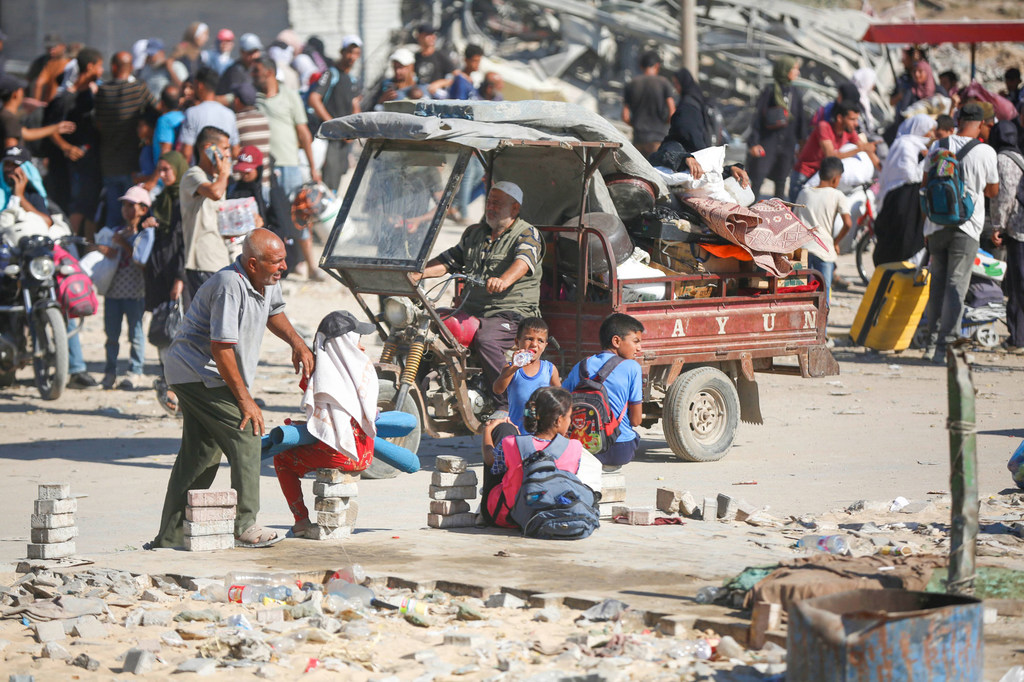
[184,489,237,551]
[598,470,626,519]
[28,483,77,559]
[427,456,477,528]
[310,469,358,540]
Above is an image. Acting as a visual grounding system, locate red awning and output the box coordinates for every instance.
[861,21,1024,45]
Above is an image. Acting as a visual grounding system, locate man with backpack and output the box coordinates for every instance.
[561,313,645,469]
[921,102,999,363]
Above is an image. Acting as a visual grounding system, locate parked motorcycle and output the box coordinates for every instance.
[0,234,72,400]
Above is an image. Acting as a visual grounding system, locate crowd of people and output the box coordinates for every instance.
[622,44,1024,363]
[4,22,1024,545]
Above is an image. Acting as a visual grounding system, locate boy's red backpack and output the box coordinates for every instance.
[568,355,626,456]
[53,244,98,318]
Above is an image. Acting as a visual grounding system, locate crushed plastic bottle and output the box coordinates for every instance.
[199,583,228,602]
[796,534,849,555]
[323,594,360,615]
[225,614,253,630]
[666,638,712,660]
[694,586,724,604]
[329,564,366,585]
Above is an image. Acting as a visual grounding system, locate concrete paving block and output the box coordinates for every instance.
[679,491,699,517]
[386,576,437,592]
[444,631,490,647]
[27,541,75,559]
[308,524,353,540]
[749,601,782,649]
[123,648,156,674]
[141,610,172,627]
[428,485,477,500]
[30,526,78,544]
[435,580,497,600]
[41,641,71,660]
[435,456,467,473]
[601,472,626,488]
[611,505,630,518]
[183,534,234,552]
[184,506,235,522]
[485,592,526,609]
[734,501,759,523]
[312,481,359,498]
[34,620,66,643]
[315,469,358,484]
[183,520,234,537]
[717,493,739,520]
[427,513,477,528]
[626,507,656,525]
[429,499,471,515]
[37,483,70,500]
[141,588,171,603]
[600,487,627,503]
[598,502,616,519]
[702,497,718,521]
[431,471,478,487]
[33,498,77,515]
[694,616,750,645]
[176,658,218,675]
[656,488,682,513]
[317,506,359,528]
[71,615,107,639]
[314,496,351,513]
[185,489,237,507]
[528,593,566,609]
[29,513,75,529]
[658,613,699,636]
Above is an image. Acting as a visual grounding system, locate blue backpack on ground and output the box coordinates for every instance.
[1008,440,1024,490]
[920,137,980,226]
[509,435,601,540]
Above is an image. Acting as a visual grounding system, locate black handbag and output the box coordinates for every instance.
[148,300,183,348]
[763,105,791,130]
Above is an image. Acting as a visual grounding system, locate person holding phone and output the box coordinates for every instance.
[180,125,233,304]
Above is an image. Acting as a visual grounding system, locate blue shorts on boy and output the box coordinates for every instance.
[507,359,554,433]
[562,351,643,465]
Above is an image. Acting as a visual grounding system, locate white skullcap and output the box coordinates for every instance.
[490,181,523,205]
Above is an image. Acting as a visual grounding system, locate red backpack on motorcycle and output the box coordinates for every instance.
[53,244,98,318]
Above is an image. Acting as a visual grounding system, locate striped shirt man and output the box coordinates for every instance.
[94,78,156,177]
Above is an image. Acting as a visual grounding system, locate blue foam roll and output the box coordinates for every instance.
[376,410,417,438]
[261,423,318,459]
[373,436,420,473]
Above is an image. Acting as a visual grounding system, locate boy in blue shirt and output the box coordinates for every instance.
[562,313,644,469]
[491,317,561,434]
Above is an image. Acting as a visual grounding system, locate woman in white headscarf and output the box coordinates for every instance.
[873,113,936,265]
[851,68,877,133]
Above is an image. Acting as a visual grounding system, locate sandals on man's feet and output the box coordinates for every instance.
[235,525,283,548]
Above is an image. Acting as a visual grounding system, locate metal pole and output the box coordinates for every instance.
[946,345,978,596]
[680,0,698,75]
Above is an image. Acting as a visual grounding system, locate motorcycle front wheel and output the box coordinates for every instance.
[32,306,68,400]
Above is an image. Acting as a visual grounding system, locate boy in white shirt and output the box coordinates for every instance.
[795,156,851,305]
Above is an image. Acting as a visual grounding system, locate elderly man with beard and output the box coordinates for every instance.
[416,181,543,406]
[149,228,315,549]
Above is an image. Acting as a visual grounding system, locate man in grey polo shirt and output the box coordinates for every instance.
[150,228,314,549]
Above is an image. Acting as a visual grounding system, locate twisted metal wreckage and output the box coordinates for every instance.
[398,0,898,142]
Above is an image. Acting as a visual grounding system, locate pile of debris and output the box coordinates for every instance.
[0,566,791,680]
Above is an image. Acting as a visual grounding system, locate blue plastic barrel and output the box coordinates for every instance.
[787,589,983,681]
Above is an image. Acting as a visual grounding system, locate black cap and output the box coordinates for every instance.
[2,145,31,167]
[232,80,257,107]
[0,73,26,100]
[44,32,64,48]
[959,102,985,122]
[315,311,376,346]
[417,23,436,35]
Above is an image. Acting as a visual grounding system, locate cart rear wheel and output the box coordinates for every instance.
[362,379,421,480]
[663,367,739,462]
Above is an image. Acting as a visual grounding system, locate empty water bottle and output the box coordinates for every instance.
[325,579,374,609]
[694,586,724,604]
[224,571,293,588]
[796,534,849,554]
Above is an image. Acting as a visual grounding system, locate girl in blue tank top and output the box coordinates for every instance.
[491,318,561,433]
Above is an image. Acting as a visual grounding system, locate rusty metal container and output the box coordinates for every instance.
[787,589,983,682]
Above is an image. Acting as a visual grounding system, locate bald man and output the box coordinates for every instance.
[150,229,315,549]
[95,50,157,226]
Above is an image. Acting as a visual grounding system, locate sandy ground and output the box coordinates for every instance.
[1,216,1024,678]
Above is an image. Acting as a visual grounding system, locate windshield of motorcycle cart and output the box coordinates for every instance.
[325,142,463,267]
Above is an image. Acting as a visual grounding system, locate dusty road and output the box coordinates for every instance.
[1,231,1023,678]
